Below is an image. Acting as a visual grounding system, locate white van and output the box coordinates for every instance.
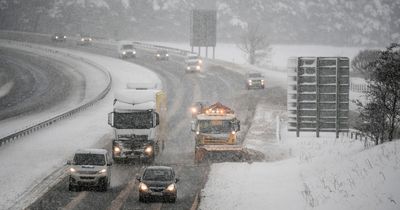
[67,149,112,191]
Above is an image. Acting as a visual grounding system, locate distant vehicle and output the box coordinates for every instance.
[185,53,202,73]
[67,149,112,191]
[118,43,136,59]
[137,166,179,203]
[190,101,209,118]
[156,49,169,60]
[51,33,67,42]
[245,72,265,89]
[77,34,93,46]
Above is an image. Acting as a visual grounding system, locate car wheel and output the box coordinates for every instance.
[139,195,146,202]
[99,179,108,192]
[68,183,75,191]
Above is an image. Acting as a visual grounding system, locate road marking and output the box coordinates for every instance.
[62,191,88,210]
[106,179,136,210]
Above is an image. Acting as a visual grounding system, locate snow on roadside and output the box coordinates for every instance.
[0,45,161,209]
[200,101,400,210]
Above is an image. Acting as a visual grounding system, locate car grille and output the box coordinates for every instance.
[80,176,95,180]
[78,171,97,175]
[150,187,165,192]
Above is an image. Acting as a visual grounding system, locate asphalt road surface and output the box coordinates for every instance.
[1,38,283,210]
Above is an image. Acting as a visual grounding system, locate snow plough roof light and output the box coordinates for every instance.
[203,102,234,115]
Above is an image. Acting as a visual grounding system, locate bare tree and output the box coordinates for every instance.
[237,23,271,65]
[351,49,380,78]
[356,43,400,144]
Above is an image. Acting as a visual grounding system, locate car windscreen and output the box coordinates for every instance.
[143,169,173,181]
[198,120,233,134]
[73,154,106,166]
[122,45,134,50]
[249,73,262,78]
[114,111,153,129]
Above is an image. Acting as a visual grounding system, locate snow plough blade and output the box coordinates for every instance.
[194,145,249,163]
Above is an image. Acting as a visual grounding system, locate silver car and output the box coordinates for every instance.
[67,149,112,191]
[246,72,265,89]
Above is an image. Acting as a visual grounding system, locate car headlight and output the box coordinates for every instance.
[144,146,153,155]
[187,66,190,70]
[261,80,264,84]
[89,38,92,41]
[98,169,107,174]
[63,36,67,38]
[81,38,84,41]
[196,131,200,135]
[139,183,148,191]
[231,130,236,135]
[114,146,121,153]
[248,80,252,84]
[166,54,169,56]
[196,65,200,70]
[122,51,126,55]
[157,54,160,57]
[55,36,58,39]
[166,184,176,192]
[198,60,202,64]
[70,168,77,173]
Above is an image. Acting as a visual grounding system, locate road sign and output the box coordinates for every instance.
[190,9,216,47]
[287,57,350,137]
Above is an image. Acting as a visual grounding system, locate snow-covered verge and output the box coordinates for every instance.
[199,102,400,210]
[0,44,161,209]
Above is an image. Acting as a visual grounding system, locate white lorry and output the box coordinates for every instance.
[108,83,167,163]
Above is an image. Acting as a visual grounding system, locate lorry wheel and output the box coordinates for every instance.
[139,195,146,202]
[68,183,75,191]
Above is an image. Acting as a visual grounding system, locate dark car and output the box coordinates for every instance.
[246,72,265,89]
[156,49,169,60]
[51,33,67,42]
[137,166,178,203]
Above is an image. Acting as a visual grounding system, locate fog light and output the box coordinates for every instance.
[114,147,121,153]
[144,146,153,155]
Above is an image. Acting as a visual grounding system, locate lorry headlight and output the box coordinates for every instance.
[98,169,107,174]
[198,59,202,64]
[81,38,84,41]
[191,107,197,113]
[157,54,160,57]
[261,80,264,84]
[133,51,136,54]
[196,65,200,70]
[114,146,121,153]
[70,168,77,173]
[144,146,153,155]
[139,183,148,191]
[166,184,176,191]
[248,80,252,84]
[187,66,190,70]
[231,131,236,135]
[196,131,200,135]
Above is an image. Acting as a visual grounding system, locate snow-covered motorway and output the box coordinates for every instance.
[0,37,280,209]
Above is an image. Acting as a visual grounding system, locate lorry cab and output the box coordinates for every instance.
[108,83,166,163]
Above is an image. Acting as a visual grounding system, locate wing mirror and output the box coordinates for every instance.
[108,112,114,127]
[66,160,72,165]
[175,178,180,183]
[155,112,160,126]
[191,121,195,132]
[136,175,141,182]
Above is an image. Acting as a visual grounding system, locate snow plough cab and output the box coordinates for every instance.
[191,102,248,163]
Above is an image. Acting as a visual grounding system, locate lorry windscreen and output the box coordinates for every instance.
[198,120,232,134]
[74,154,106,166]
[114,111,153,129]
